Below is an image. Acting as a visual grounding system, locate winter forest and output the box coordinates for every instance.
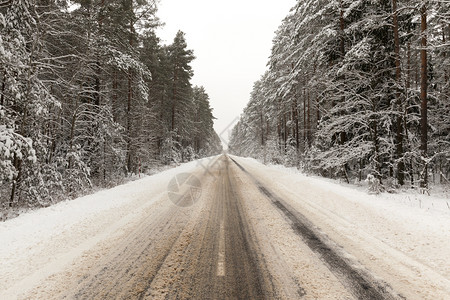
[0,0,221,215]
[229,0,449,193]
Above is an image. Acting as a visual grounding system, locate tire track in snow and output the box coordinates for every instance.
[38,155,275,299]
[230,156,403,300]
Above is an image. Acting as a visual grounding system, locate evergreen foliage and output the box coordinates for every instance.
[0,1,221,211]
[230,0,449,192]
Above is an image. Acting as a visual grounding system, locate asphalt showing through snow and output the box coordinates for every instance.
[54,155,273,299]
[29,155,405,299]
[230,157,400,300]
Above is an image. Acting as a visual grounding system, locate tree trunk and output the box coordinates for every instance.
[94,62,101,106]
[11,36,36,206]
[405,41,415,186]
[172,66,177,132]
[420,2,428,189]
[392,0,405,185]
[260,109,265,146]
[339,0,347,147]
[294,98,299,149]
[443,24,448,88]
[9,155,22,207]
[339,0,345,59]
[69,112,76,169]
[373,120,382,181]
[407,42,411,90]
[307,89,311,148]
[127,5,134,173]
[127,68,133,172]
[283,107,287,152]
[303,88,306,149]
[112,70,118,122]
[0,70,6,107]
[276,98,280,149]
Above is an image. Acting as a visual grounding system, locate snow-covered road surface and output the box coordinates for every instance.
[0,155,449,299]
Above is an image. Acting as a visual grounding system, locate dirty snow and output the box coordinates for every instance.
[231,155,450,299]
[0,157,216,299]
[1,154,449,299]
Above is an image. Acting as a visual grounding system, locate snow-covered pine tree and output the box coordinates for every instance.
[0,0,66,206]
[1,1,220,213]
[166,31,196,162]
[230,0,448,193]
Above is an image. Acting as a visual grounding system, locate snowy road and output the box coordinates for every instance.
[59,155,272,299]
[1,155,449,299]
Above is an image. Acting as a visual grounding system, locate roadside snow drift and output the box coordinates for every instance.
[232,156,450,299]
[1,155,449,299]
[0,157,217,299]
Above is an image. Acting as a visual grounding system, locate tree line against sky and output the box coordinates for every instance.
[0,0,221,210]
[230,0,449,192]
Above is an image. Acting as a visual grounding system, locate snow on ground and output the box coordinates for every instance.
[1,154,449,299]
[232,161,355,299]
[0,165,174,222]
[0,156,217,298]
[232,155,450,299]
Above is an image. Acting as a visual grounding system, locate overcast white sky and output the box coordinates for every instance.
[155,0,296,146]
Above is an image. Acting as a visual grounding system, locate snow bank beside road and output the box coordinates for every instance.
[0,156,217,298]
[261,159,450,214]
[232,156,450,299]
